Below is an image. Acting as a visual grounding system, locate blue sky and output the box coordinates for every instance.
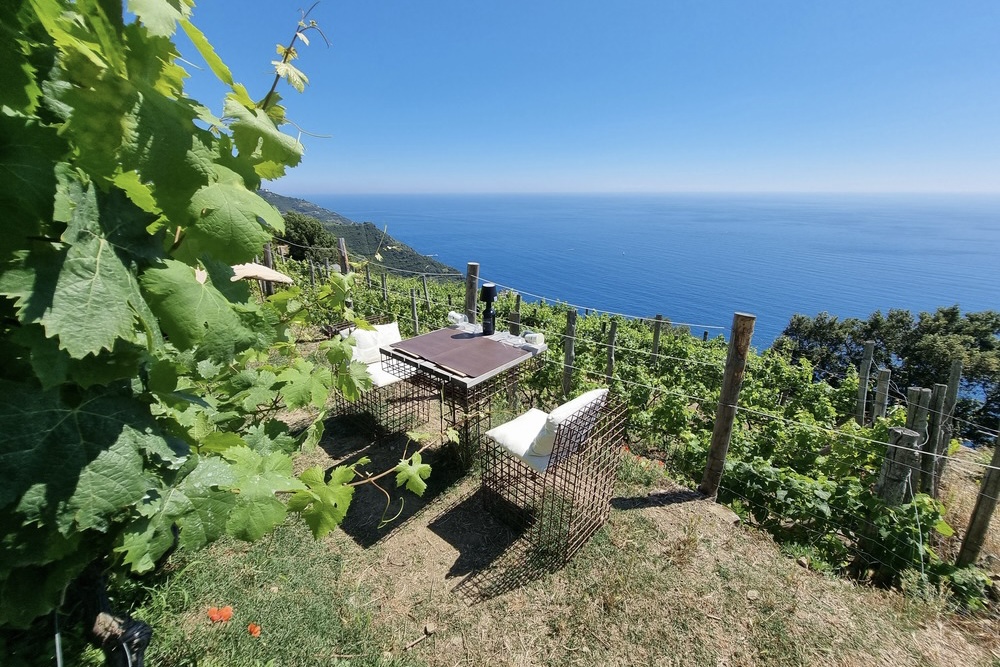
[177,1,1000,195]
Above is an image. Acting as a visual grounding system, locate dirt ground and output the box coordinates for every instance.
[299,416,1000,667]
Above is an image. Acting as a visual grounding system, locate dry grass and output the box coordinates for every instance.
[937,446,999,571]
[300,422,1000,667]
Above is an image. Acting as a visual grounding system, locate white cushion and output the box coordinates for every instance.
[349,327,380,365]
[367,363,402,388]
[374,321,402,346]
[486,408,552,473]
[529,388,609,456]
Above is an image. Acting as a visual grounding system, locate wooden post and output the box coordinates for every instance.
[261,242,275,297]
[337,238,349,274]
[324,258,330,279]
[309,260,315,287]
[410,288,419,336]
[933,360,963,497]
[508,293,521,335]
[605,319,618,383]
[905,386,932,442]
[651,314,663,363]
[875,427,921,506]
[698,313,756,499]
[920,384,947,494]
[855,341,875,426]
[872,368,891,420]
[381,272,388,302]
[957,437,1000,566]
[562,310,578,399]
[365,264,371,289]
[464,262,479,324]
[422,274,430,309]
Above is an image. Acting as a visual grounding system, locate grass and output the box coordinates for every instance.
[76,433,999,667]
[85,520,417,667]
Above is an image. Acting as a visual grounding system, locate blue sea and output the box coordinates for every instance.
[307,193,1000,346]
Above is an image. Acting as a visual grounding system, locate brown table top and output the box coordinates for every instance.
[388,327,530,379]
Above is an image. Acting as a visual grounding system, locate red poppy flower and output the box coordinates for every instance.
[248,623,262,637]
[208,605,233,623]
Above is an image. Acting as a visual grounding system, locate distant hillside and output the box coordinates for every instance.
[260,190,459,277]
[259,190,355,226]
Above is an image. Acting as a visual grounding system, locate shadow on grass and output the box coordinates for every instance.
[319,414,468,549]
[426,487,573,604]
[610,487,704,510]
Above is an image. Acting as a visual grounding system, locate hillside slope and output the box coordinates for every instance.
[260,190,459,276]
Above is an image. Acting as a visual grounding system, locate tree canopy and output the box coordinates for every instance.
[774,306,1000,441]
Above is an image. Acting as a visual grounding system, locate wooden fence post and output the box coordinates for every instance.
[324,258,330,280]
[261,242,275,297]
[856,341,875,426]
[422,274,430,310]
[651,314,663,363]
[605,319,618,383]
[957,437,1000,566]
[933,360,963,498]
[920,384,947,494]
[562,310,578,399]
[309,260,315,287]
[410,288,419,336]
[337,238,349,274]
[365,264,371,289]
[508,293,521,335]
[465,262,479,324]
[875,427,921,506]
[905,387,932,441]
[381,272,388,303]
[698,312,756,499]
[872,368,891,420]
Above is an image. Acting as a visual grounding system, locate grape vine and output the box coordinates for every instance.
[0,0,429,636]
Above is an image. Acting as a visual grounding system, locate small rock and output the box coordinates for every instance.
[746,590,760,601]
[796,556,809,569]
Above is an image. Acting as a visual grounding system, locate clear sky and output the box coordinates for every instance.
[177,1,1000,195]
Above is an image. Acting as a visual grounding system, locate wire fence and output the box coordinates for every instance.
[274,248,1000,587]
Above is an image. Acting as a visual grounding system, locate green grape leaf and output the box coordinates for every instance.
[222,446,304,541]
[933,519,955,537]
[394,452,432,497]
[140,258,255,354]
[277,358,333,409]
[0,117,65,262]
[162,457,238,551]
[179,18,233,86]
[200,431,245,454]
[296,413,326,453]
[1,181,152,359]
[64,437,151,532]
[117,509,176,573]
[127,0,193,37]
[272,59,309,93]
[184,182,281,263]
[243,420,297,455]
[0,381,169,515]
[224,96,303,179]
[287,465,355,538]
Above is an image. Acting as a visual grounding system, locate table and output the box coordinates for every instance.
[380,325,547,466]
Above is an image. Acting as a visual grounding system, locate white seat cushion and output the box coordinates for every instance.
[367,363,402,388]
[486,408,552,473]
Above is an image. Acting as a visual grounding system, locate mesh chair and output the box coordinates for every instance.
[481,388,626,566]
[331,318,427,434]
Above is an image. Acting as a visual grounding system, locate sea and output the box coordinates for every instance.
[307,193,1000,347]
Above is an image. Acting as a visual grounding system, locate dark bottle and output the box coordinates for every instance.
[482,304,495,335]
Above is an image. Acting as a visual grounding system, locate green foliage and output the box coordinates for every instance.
[0,0,406,632]
[777,306,1000,442]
